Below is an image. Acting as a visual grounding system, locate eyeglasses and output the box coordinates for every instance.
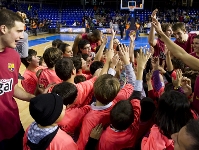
[83,46,91,50]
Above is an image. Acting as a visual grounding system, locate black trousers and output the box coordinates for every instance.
[120,30,124,39]
[32,28,37,36]
[0,125,24,150]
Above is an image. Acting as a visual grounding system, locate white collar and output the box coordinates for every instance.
[91,101,113,110]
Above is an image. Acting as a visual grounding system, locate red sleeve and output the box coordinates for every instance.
[58,105,91,134]
[131,100,141,129]
[148,90,156,100]
[77,115,95,150]
[113,84,134,103]
[148,90,158,107]
[153,39,160,57]
[74,77,97,106]
[21,73,37,94]
[82,73,92,80]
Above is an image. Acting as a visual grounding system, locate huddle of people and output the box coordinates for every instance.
[1,8,199,150]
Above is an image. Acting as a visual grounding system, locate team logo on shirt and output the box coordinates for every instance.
[0,78,13,95]
[8,63,14,72]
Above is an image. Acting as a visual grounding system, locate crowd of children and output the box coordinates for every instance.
[1,8,199,150]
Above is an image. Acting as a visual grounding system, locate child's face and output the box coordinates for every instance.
[63,46,73,57]
[81,44,91,55]
[31,55,40,67]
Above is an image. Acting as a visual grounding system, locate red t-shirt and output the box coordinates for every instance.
[38,68,62,92]
[58,105,91,135]
[174,33,197,53]
[73,77,97,107]
[0,48,21,141]
[153,38,166,64]
[23,128,78,150]
[82,33,98,52]
[141,125,174,150]
[98,100,141,150]
[21,66,45,94]
[77,84,134,150]
[191,76,199,115]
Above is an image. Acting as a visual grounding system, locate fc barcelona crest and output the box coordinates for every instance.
[8,63,15,72]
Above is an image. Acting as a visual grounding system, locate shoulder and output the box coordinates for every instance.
[50,129,77,149]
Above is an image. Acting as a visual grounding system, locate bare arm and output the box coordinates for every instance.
[108,29,116,50]
[72,34,82,55]
[148,26,157,47]
[94,35,107,61]
[14,84,35,102]
[152,17,199,71]
[165,50,173,72]
[148,9,158,47]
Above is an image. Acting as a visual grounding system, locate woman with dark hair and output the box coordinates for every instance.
[58,42,73,57]
[171,119,199,150]
[141,90,195,150]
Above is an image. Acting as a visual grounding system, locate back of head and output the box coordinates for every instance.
[140,97,156,122]
[74,75,86,84]
[22,49,37,68]
[43,47,63,68]
[55,57,74,81]
[90,61,104,75]
[172,22,186,32]
[29,93,63,126]
[110,100,134,130]
[52,39,62,48]
[155,90,193,138]
[94,74,120,104]
[186,119,199,150]
[72,55,82,73]
[164,83,174,93]
[92,29,102,41]
[52,82,77,106]
[82,53,89,61]
[171,57,185,71]
[0,9,24,29]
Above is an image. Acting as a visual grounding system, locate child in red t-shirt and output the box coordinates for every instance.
[21,49,41,94]
[37,47,63,93]
[23,93,78,150]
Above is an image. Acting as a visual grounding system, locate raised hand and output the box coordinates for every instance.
[151,9,158,19]
[111,28,117,38]
[111,54,120,68]
[136,48,151,69]
[102,34,108,45]
[119,44,130,65]
[151,56,159,70]
[146,70,153,81]
[172,69,183,88]
[151,17,163,35]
